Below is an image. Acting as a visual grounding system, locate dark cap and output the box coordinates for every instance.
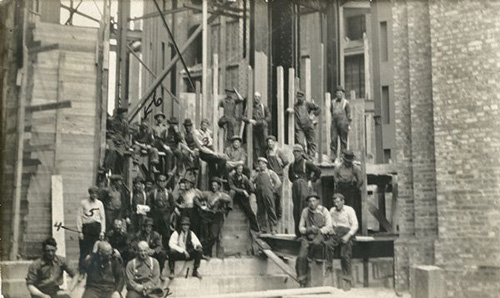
[180,176,195,184]
[180,217,191,225]
[231,135,242,142]
[133,177,144,184]
[168,117,179,124]
[332,193,345,200]
[157,175,167,182]
[266,135,277,142]
[336,86,345,92]
[154,112,166,120]
[183,118,193,126]
[306,193,320,202]
[143,217,154,226]
[297,90,305,96]
[225,88,236,94]
[210,177,223,185]
[88,186,99,194]
[116,107,128,114]
[257,157,268,164]
[342,150,355,162]
[201,118,210,125]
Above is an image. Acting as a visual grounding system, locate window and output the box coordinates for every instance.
[346,15,366,40]
[344,54,365,98]
[384,149,391,163]
[382,86,390,124]
[380,21,388,62]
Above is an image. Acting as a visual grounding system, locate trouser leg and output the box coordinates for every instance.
[188,248,202,269]
[274,191,282,221]
[236,194,259,232]
[79,222,101,272]
[295,127,306,152]
[303,125,316,159]
[295,239,310,286]
[292,191,301,237]
[339,121,349,153]
[330,122,340,159]
[262,192,278,228]
[256,193,267,232]
[340,240,353,283]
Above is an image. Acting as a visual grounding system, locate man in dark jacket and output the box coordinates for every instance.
[228,162,259,232]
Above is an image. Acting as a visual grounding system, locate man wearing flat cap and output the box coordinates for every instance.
[296,193,331,287]
[224,135,247,172]
[228,162,259,232]
[148,175,175,248]
[77,186,106,274]
[287,90,321,160]
[104,107,130,175]
[325,193,358,291]
[333,150,363,228]
[265,135,289,221]
[330,86,352,161]
[219,88,245,147]
[196,177,232,257]
[243,91,271,164]
[288,144,322,237]
[252,157,281,234]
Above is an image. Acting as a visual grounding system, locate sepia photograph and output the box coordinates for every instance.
[0,0,499,297]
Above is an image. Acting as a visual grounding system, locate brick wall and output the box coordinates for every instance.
[429,0,500,297]
[392,0,500,296]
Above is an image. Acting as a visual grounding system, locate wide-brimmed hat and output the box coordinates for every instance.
[210,177,223,185]
[332,193,345,200]
[180,217,191,225]
[144,217,154,226]
[110,174,123,181]
[180,176,196,184]
[183,118,193,126]
[154,112,166,120]
[266,135,277,142]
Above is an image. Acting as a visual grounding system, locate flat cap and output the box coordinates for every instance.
[266,135,277,142]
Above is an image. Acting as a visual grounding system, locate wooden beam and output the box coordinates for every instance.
[60,4,100,23]
[54,51,66,174]
[277,67,285,145]
[202,0,208,119]
[195,81,201,127]
[127,7,189,22]
[28,43,59,55]
[254,237,299,283]
[115,0,130,108]
[287,68,294,146]
[26,101,72,113]
[318,45,324,164]
[391,175,398,233]
[367,201,393,232]
[212,54,219,152]
[325,92,332,160]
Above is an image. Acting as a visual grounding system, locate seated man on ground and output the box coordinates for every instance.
[81,241,125,298]
[26,237,77,298]
[125,241,163,298]
[167,217,203,280]
[325,193,359,291]
[296,193,332,287]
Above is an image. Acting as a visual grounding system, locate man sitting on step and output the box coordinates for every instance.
[296,193,332,287]
[125,241,163,298]
[26,237,77,298]
[167,217,203,280]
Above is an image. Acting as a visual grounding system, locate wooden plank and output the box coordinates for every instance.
[287,68,295,146]
[318,45,324,163]
[28,43,59,55]
[367,201,392,232]
[246,66,253,168]
[54,52,65,174]
[277,67,284,144]
[51,175,66,287]
[26,100,71,113]
[305,57,311,102]
[254,238,299,283]
[212,54,219,152]
[325,92,332,160]
[202,0,208,120]
[255,52,268,106]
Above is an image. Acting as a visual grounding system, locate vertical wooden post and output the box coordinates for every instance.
[339,5,345,87]
[51,175,66,287]
[277,67,284,144]
[115,0,130,108]
[212,54,219,152]
[195,81,201,127]
[220,16,226,91]
[202,0,208,119]
[287,68,295,146]
[391,175,398,233]
[318,45,324,163]
[363,33,371,100]
[54,52,65,174]
[247,66,254,169]
[325,92,332,161]
[304,57,311,102]
[377,183,387,232]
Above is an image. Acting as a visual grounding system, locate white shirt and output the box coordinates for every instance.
[330,205,359,237]
[76,198,106,234]
[169,230,202,254]
[194,128,213,147]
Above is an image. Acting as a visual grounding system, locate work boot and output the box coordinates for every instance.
[168,265,175,280]
[192,269,202,279]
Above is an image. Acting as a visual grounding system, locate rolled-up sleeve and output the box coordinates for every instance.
[298,209,307,235]
[26,262,40,286]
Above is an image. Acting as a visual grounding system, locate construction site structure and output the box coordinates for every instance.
[2,1,500,298]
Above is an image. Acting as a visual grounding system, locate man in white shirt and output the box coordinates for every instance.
[326,193,359,291]
[77,186,106,274]
[167,217,203,280]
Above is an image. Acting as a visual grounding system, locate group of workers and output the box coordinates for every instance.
[26,85,363,297]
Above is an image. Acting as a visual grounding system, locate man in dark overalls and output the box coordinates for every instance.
[253,157,281,234]
[296,193,331,287]
[287,91,321,160]
[330,86,352,161]
[103,175,130,233]
[265,135,289,221]
[288,144,322,237]
[104,107,130,175]
[243,91,271,165]
[218,88,244,147]
[148,175,175,249]
[333,150,364,229]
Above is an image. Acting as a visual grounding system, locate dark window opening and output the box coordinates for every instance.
[345,54,365,98]
[346,15,366,40]
[382,86,390,124]
[380,21,388,62]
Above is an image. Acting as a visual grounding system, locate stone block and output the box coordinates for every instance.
[410,265,445,298]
